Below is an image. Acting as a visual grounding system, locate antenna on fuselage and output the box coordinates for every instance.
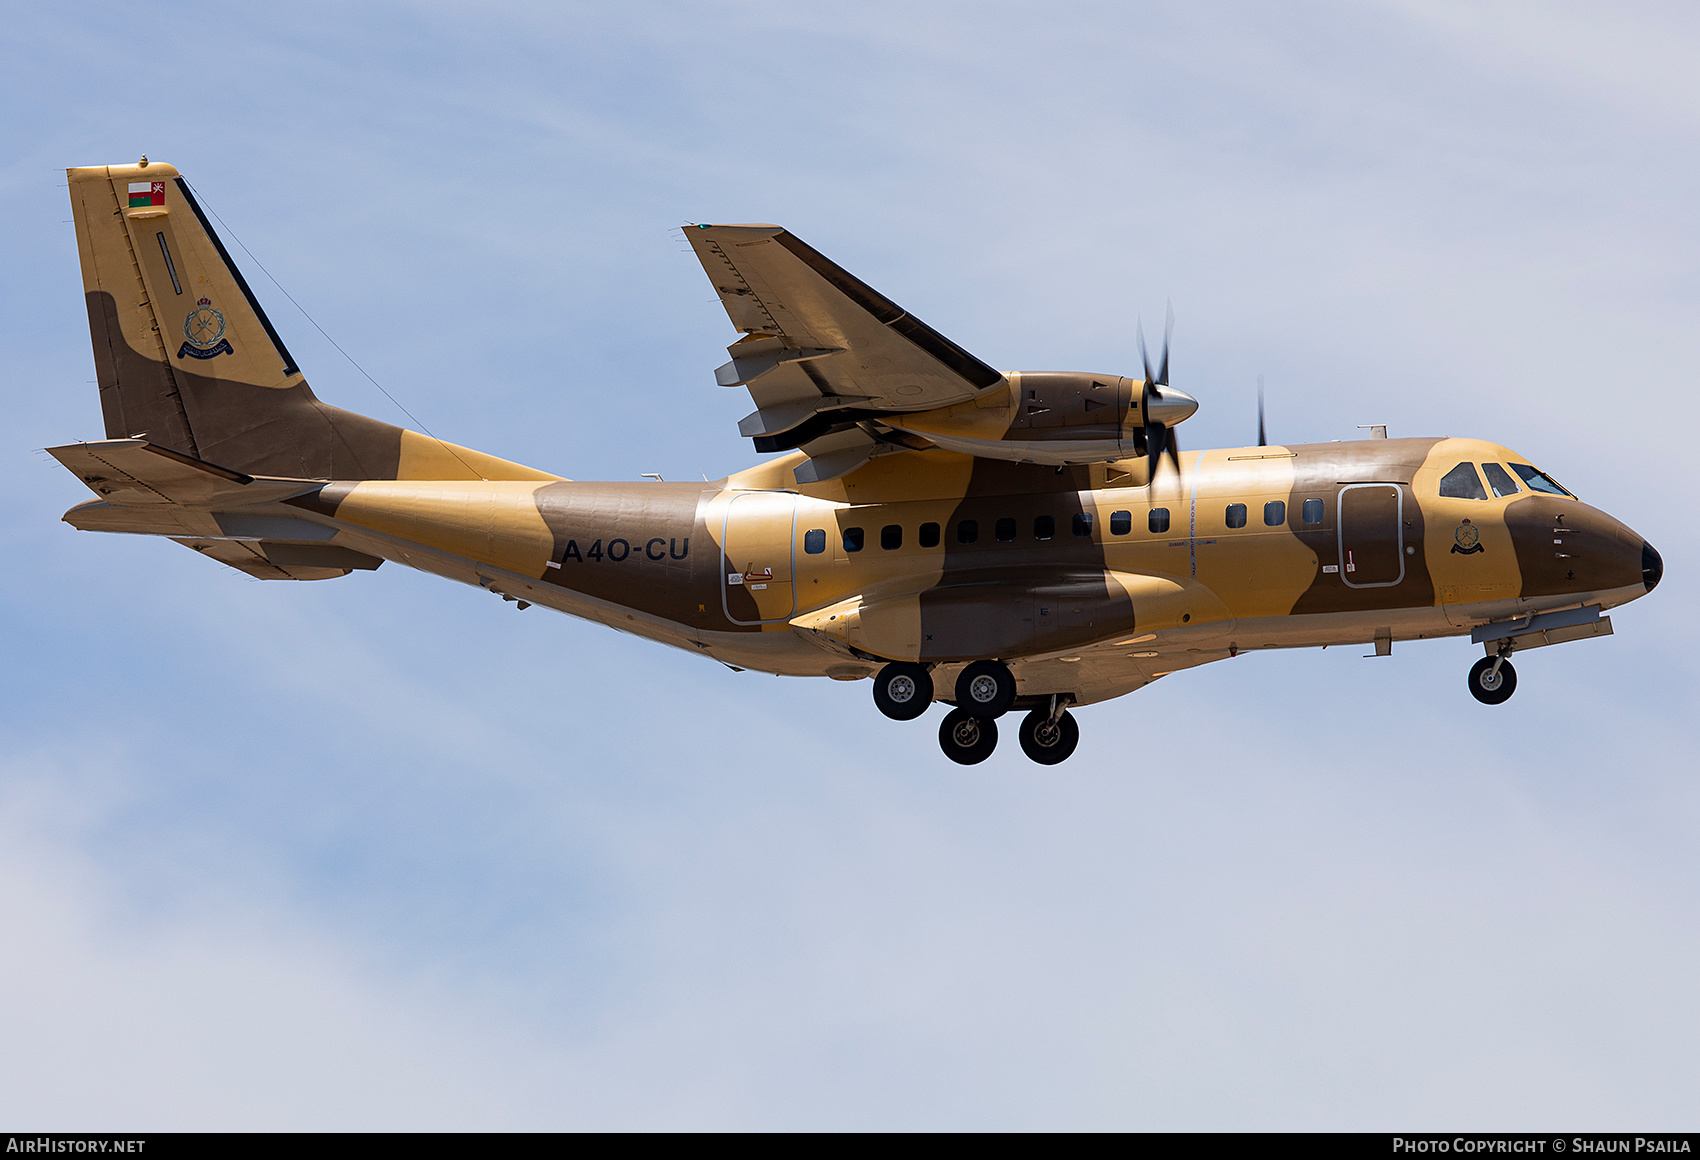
[1257,374,1267,447]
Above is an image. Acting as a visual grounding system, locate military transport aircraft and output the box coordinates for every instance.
[52,159,1662,765]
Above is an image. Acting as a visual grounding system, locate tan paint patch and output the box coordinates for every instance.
[1187,450,1319,618]
[332,481,555,575]
[838,448,976,506]
[1106,571,1231,633]
[1088,449,1316,620]
[725,454,808,493]
[888,382,1017,441]
[1415,439,1522,605]
[108,170,296,392]
[792,591,923,660]
[396,429,563,482]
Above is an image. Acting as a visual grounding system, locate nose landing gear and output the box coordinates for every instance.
[1468,651,1518,705]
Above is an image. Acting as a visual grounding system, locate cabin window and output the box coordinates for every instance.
[1439,462,1487,500]
[1033,514,1055,541]
[1480,463,1520,498]
[843,527,864,552]
[1072,512,1093,537]
[1509,463,1573,497]
[995,517,1017,543]
[1111,510,1132,535]
[1225,503,1247,529]
[1302,498,1324,524]
[881,524,903,550]
[919,522,941,548]
[957,519,979,545]
[1264,500,1286,526]
[1148,507,1169,534]
[803,528,826,554]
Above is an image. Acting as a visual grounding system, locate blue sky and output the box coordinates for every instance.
[2,0,1697,1129]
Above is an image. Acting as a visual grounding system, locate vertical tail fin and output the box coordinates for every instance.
[67,161,556,482]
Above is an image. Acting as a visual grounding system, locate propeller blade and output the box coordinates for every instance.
[1138,317,1156,390]
[1165,427,1182,479]
[1257,374,1266,447]
[1157,300,1173,387]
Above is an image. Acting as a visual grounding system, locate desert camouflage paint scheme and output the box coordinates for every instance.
[52,163,1662,760]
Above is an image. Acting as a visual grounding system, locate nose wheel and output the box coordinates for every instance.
[1468,654,1518,705]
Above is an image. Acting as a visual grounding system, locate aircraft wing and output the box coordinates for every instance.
[683,225,1005,472]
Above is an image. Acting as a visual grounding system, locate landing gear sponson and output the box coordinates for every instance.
[874,660,1081,765]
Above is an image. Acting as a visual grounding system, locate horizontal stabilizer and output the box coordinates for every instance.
[171,537,382,581]
[47,439,313,506]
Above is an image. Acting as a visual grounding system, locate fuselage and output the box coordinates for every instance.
[195,433,1657,709]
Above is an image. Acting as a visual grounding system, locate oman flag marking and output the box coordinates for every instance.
[128,181,165,208]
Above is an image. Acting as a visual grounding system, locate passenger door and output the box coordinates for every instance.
[721,491,798,624]
[1337,484,1405,588]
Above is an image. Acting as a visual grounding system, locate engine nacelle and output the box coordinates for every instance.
[884,371,1198,466]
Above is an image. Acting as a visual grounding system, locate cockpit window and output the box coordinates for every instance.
[1509,463,1574,498]
[1480,463,1520,498]
[1439,462,1487,500]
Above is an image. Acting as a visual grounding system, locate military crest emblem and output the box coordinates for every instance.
[177,298,234,360]
[1451,518,1484,555]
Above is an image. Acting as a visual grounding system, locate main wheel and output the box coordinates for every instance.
[939,707,998,765]
[1468,656,1517,705]
[955,660,1016,719]
[872,662,934,721]
[1018,707,1080,765]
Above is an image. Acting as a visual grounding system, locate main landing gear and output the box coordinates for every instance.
[955,660,1017,718]
[1468,651,1518,705]
[873,660,1082,765]
[872,661,933,721]
[1018,698,1080,765]
[939,707,998,765]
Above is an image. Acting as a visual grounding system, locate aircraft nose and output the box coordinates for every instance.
[1643,540,1663,592]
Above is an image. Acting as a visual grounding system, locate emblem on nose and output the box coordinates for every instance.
[1451,518,1484,555]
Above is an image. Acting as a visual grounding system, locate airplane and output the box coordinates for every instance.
[50,159,1663,765]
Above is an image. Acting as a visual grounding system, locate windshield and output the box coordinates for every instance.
[1480,462,1520,498]
[1439,462,1487,500]
[1509,463,1574,498]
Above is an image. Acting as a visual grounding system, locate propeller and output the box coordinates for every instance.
[1257,374,1267,447]
[1137,302,1185,485]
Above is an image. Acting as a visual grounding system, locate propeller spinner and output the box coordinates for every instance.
[1137,304,1198,482]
